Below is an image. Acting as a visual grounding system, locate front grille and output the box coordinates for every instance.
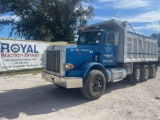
[46,50,60,73]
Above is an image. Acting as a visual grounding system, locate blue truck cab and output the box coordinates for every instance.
[65,30,118,77]
[42,19,158,100]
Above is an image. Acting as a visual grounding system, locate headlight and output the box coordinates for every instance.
[64,63,74,70]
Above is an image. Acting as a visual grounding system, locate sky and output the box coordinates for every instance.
[85,0,160,36]
[0,0,160,39]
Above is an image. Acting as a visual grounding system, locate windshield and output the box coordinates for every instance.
[77,31,102,45]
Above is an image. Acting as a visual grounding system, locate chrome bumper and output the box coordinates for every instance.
[42,72,83,88]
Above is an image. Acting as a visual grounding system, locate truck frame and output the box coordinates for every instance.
[42,19,158,100]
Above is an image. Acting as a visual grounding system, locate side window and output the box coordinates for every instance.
[105,32,115,44]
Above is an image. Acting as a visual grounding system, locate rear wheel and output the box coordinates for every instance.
[149,64,156,79]
[81,70,106,100]
[130,65,141,84]
[141,65,149,82]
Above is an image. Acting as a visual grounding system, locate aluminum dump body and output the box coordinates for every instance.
[125,31,158,63]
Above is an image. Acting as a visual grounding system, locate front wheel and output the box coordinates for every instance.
[81,70,106,100]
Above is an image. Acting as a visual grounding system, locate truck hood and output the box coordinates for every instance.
[66,45,99,69]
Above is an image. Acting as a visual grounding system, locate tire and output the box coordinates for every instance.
[141,65,149,82]
[130,65,141,84]
[149,64,156,79]
[81,70,106,100]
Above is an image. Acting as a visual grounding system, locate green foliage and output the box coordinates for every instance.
[150,33,160,40]
[150,33,160,46]
[0,0,94,42]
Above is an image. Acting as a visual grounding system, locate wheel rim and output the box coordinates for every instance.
[144,68,149,79]
[92,77,103,92]
[136,68,140,79]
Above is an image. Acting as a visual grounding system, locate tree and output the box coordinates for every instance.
[150,33,160,46]
[0,0,94,42]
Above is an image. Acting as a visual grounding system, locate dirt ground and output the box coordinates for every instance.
[0,68,160,120]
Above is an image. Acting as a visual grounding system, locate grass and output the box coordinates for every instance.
[0,68,44,76]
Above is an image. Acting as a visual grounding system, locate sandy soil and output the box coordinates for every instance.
[0,68,160,120]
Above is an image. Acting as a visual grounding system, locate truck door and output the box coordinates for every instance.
[100,32,117,66]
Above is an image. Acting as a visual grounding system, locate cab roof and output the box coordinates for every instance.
[78,19,126,31]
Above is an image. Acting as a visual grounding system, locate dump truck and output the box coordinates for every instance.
[42,19,158,100]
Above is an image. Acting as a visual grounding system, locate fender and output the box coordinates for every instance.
[78,62,111,81]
